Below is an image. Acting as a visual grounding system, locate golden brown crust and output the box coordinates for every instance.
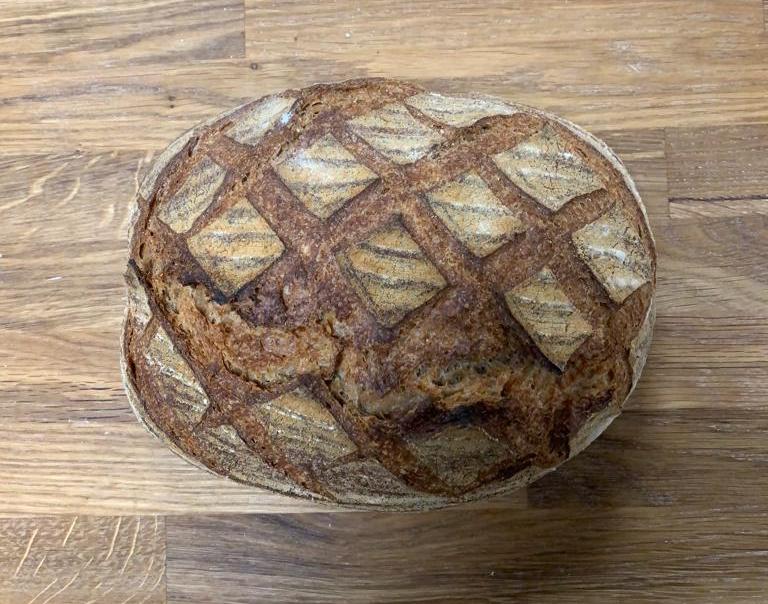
[121,78,656,510]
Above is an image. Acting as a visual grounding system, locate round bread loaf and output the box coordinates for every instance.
[122,78,656,510]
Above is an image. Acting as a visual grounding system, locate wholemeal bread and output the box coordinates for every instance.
[122,78,656,510]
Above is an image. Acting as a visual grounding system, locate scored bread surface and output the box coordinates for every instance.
[122,78,656,510]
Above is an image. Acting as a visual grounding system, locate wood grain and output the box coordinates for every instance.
[636,316,768,410]
[0,515,164,604]
[0,0,767,601]
[666,124,768,218]
[764,0,768,31]
[0,151,146,422]
[166,506,768,603]
[2,2,768,153]
[597,129,669,225]
[0,0,244,68]
[0,422,330,516]
[654,214,768,318]
[245,0,768,129]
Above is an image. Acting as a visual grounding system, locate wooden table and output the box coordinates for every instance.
[1,1,767,602]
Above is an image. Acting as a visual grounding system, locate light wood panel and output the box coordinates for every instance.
[0,0,767,601]
[0,422,329,516]
[0,515,164,604]
[0,152,140,330]
[1,151,146,422]
[2,3,768,153]
[245,0,768,128]
[0,0,244,68]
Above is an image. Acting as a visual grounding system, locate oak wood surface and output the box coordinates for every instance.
[0,515,164,604]
[0,1,766,602]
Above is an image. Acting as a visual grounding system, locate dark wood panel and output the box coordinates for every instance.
[635,315,768,410]
[667,125,768,219]
[167,505,768,603]
[654,214,768,317]
[528,408,768,509]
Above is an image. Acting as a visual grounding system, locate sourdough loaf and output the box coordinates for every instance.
[122,78,656,510]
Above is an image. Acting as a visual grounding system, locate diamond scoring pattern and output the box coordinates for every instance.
[337,223,447,326]
[504,267,593,370]
[408,425,510,488]
[493,124,603,212]
[158,155,227,233]
[348,102,444,164]
[187,198,285,296]
[162,93,642,367]
[142,87,654,504]
[406,92,518,128]
[254,387,356,465]
[143,325,210,423]
[226,95,295,146]
[425,171,525,258]
[572,202,652,303]
[275,133,379,219]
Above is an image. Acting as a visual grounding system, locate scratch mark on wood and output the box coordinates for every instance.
[53,175,81,210]
[83,582,104,604]
[27,579,56,604]
[120,517,141,574]
[136,566,164,604]
[120,156,146,236]
[33,553,46,577]
[105,516,122,561]
[61,515,78,546]
[99,199,116,228]
[0,160,70,212]
[14,527,38,577]
[119,556,154,604]
[40,568,81,604]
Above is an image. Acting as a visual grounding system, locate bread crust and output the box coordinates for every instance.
[121,78,656,510]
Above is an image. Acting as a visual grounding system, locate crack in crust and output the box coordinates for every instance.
[122,78,656,509]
